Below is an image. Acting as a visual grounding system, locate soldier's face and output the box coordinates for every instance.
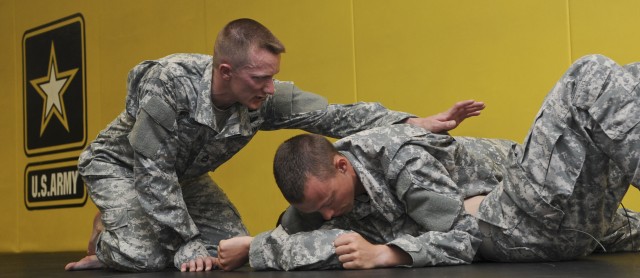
[294,174,356,221]
[229,47,280,110]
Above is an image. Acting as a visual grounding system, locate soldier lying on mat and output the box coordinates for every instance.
[215,54,640,271]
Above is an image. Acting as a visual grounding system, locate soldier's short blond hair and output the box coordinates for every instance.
[212,18,285,69]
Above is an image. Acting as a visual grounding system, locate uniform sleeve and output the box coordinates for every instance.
[386,144,482,266]
[249,225,348,271]
[259,81,415,138]
[127,75,209,268]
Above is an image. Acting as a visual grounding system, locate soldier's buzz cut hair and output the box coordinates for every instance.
[212,18,286,68]
[273,134,339,204]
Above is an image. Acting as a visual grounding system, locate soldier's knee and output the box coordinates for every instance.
[97,242,170,272]
[572,54,615,69]
[564,55,617,83]
[114,255,168,272]
[135,256,169,272]
[96,213,171,272]
[566,55,626,107]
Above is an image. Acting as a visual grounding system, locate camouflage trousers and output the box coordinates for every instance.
[477,55,640,261]
[84,173,248,271]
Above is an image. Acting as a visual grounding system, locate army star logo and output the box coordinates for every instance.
[23,14,87,156]
[29,42,78,136]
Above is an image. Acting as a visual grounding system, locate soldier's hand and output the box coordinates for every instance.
[180,256,217,272]
[405,100,485,133]
[334,232,411,269]
[217,236,254,271]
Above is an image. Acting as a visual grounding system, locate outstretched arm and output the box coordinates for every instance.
[261,82,484,136]
[404,100,485,133]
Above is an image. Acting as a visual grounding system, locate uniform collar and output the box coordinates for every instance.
[215,106,253,138]
[195,61,253,137]
[341,151,404,223]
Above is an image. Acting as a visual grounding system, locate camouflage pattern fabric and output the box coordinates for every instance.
[249,54,640,270]
[477,54,639,261]
[78,53,414,271]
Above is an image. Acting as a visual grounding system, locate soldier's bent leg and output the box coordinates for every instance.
[516,54,639,257]
[85,176,174,271]
[181,174,249,257]
[520,55,639,204]
[561,55,638,185]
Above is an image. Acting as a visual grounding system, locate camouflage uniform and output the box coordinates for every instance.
[249,54,640,270]
[78,53,413,271]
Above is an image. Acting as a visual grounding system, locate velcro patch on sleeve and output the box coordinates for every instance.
[128,97,176,159]
[404,183,461,232]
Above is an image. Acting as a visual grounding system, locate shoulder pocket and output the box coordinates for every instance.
[128,97,176,159]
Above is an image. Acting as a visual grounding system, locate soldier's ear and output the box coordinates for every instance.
[334,155,348,173]
[219,63,233,80]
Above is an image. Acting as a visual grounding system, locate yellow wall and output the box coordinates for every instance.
[1,0,639,252]
[0,0,18,252]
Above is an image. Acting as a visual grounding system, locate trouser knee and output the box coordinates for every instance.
[567,54,618,81]
[95,207,174,271]
[564,55,640,186]
[96,231,171,272]
[548,54,639,143]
